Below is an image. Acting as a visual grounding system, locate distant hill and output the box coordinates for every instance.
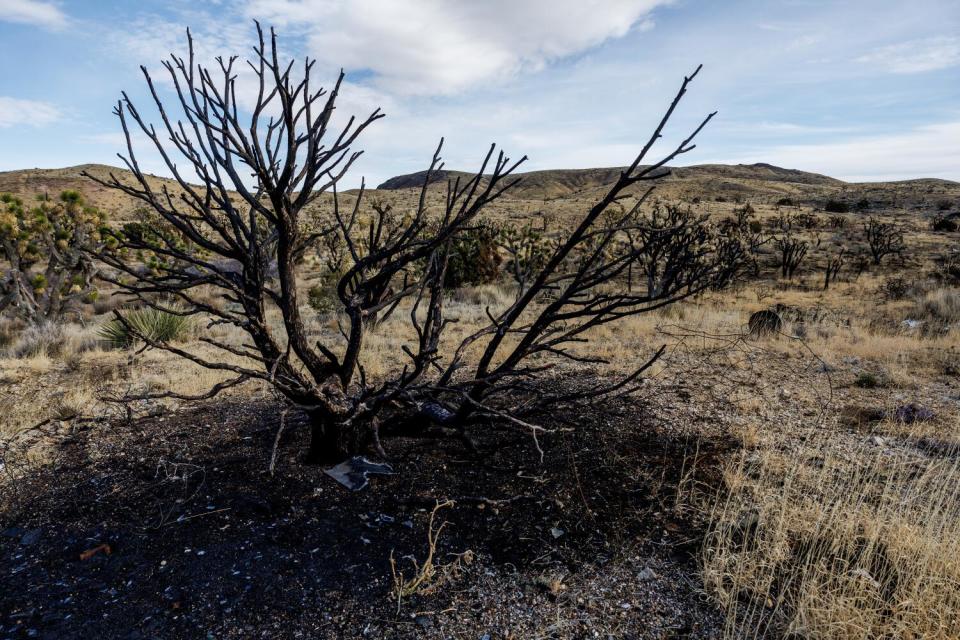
[377,163,845,199]
[1,163,957,220]
[0,164,184,220]
[376,163,960,211]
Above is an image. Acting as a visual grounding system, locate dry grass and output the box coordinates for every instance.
[702,420,960,639]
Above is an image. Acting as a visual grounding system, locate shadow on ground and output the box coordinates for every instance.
[1,381,734,639]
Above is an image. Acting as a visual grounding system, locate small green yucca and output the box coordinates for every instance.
[98,307,191,348]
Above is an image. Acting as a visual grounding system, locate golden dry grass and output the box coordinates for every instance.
[703,421,960,639]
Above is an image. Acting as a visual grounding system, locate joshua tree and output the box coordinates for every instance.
[864,217,905,265]
[0,191,109,324]
[624,202,735,297]
[87,25,744,462]
[499,223,553,294]
[774,233,807,279]
[723,204,767,278]
[823,247,845,290]
[772,214,808,279]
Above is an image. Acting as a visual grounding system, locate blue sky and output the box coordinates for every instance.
[0,0,958,186]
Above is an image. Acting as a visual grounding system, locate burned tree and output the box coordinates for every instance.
[823,247,845,290]
[864,217,905,265]
[774,235,807,279]
[773,215,808,279]
[623,202,739,297]
[722,205,768,278]
[88,26,743,462]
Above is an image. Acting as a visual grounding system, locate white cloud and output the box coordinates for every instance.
[243,0,670,94]
[857,36,960,74]
[725,121,960,182]
[0,0,67,30]
[0,96,61,127]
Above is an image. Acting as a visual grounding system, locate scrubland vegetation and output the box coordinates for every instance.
[2,27,960,640]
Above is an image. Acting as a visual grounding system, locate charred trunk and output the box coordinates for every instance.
[304,410,367,464]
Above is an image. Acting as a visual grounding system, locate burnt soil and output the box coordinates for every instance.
[1,382,735,639]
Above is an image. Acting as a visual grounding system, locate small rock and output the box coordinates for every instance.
[894,403,935,424]
[414,615,433,630]
[849,567,881,589]
[869,435,885,446]
[550,527,565,539]
[748,309,783,337]
[637,567,658,582]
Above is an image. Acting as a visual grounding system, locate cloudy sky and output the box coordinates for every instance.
[0,0,958,185]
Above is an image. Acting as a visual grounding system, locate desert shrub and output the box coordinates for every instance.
[854,371,881,388]
[0,316,23,350]
[828,214,848,229]
[880,276,914,300]
[308,281,339,315]
[442,222,502,289]
[932,215,958,232]
[824,199,850,213]
[5,322,62,358]
[856,197,871,211]
[936,199,953,211]
[98,307,191,348]
[776,197,793,207]
[793,212,820,229]
[5,321,98,359]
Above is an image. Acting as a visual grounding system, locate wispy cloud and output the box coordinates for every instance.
[243,0,670,95]
[0,96,61,127]
[857,36,960,74]
[0,0,67,30]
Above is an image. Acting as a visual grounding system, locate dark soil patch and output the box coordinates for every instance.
[1,383,734,639]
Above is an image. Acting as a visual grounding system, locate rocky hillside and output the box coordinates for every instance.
[0,164,183,220]
[1,163,957,218]
[377,163,843,200]
[377,163,960,208]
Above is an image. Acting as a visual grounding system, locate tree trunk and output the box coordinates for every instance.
[304,410,366,464]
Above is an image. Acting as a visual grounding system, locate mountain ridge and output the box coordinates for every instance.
[1,163,957,215]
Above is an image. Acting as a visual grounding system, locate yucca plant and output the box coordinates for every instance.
[99,307,191,349]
